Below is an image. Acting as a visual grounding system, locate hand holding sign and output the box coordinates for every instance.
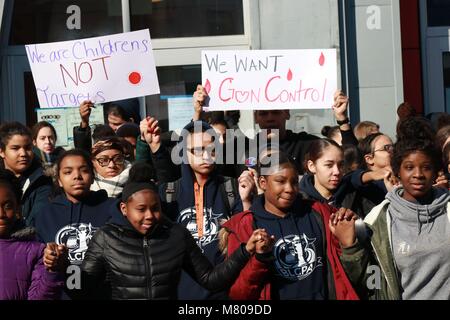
[140,116,161,153]
[79,100,94,128]
[193,84,209,120]
[333,90,349,121]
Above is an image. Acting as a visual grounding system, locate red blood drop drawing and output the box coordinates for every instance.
[319,52,325,66]
[129,72,142,85]
[287,69,293,81]
[204,79,211,94]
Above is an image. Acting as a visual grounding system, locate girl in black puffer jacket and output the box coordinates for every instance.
[77,163,272,300]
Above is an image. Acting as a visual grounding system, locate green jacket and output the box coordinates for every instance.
[339,200,402,300]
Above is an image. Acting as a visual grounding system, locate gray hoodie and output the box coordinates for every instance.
[386,187,450,300]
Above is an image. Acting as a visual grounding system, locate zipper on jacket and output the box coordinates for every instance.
[143,237,152,299]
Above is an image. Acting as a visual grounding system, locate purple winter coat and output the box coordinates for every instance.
[0,226,64,300]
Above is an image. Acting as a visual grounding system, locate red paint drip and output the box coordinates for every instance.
[319,52,325,66]
[204,79,211,94]
[287,68,293,81]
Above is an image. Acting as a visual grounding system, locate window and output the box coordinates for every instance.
[146,65,201,132]
[443,52,450,111]
[130,0,244,38]
[427,0,450,27]
[9,0,123,45]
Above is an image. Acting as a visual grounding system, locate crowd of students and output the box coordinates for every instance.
[0,87,449,300]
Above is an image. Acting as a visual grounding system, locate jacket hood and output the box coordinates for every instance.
[299,173,352,207]
[386,186,450,234]
[300,174,328,202]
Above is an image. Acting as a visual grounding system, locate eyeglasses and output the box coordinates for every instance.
[95,154,125,167]
[188,145,216,157]
[373,144,394,153]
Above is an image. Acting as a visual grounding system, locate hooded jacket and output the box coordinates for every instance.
[77,214,250,300]
[32,190,120,266]
[17,159,53,226]
[299,173,357,209]
[0,223,64,300]
[340,187,450,300]
[222,195,359,300]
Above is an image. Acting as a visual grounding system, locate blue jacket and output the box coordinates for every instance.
[17,159,53,226]
[250,195,326,300]
[32,190,121,266]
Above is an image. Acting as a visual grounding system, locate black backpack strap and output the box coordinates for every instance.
[219,176,238,215]
[165,179,180,203]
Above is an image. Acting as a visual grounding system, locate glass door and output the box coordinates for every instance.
[420,0,450,114]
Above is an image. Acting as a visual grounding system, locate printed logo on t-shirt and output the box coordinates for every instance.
[55,223,98,264]
[273,234,323,281]
[178,206,222,250]
[397,241,411,255]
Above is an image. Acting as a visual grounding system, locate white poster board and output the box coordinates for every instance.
[201,49,337,111]
[26,29,160,108]
[37,105,104,148]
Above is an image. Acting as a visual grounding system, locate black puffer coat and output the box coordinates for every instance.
[79,216,251,300]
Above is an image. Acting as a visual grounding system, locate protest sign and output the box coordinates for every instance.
[201,49,337,111]
[26,29,160,108]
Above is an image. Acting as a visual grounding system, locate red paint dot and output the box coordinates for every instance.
[129,72,142,85]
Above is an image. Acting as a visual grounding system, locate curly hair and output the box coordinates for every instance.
[396,116,435,142]
[391,138,442,176]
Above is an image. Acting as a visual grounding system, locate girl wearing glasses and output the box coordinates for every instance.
[353,133,396,207]
[91,137,131,198]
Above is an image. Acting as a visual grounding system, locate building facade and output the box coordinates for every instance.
[0,0,448,139]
